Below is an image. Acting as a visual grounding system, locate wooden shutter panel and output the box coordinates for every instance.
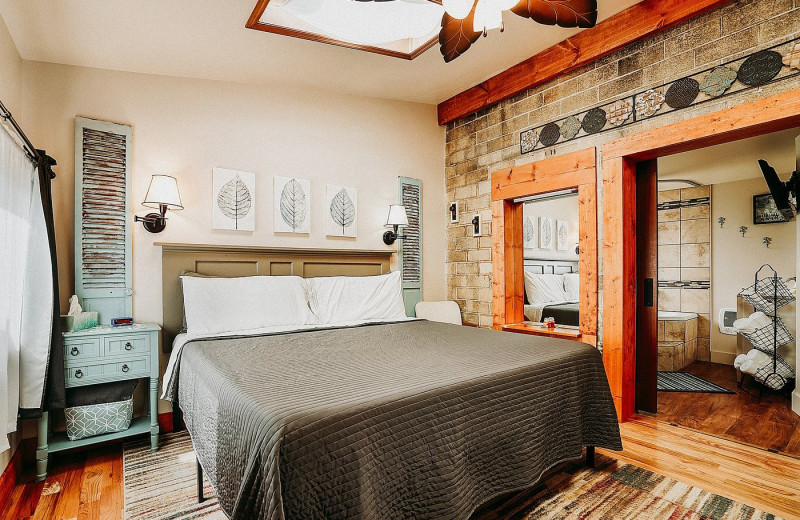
[398,177,422,316]
[74,117,133,324]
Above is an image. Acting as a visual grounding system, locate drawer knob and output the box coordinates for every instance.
[70,347,79,356]
[124,342,133,351]
[122,364,130,373]
[74,369,83,379]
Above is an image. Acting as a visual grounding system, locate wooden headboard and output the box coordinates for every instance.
[523,259,579,275]
[157,243,393,352]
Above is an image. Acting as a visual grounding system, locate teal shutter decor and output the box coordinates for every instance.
[398,177,422,316]
[74,117,133,324]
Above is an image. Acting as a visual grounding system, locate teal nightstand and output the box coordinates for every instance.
[36,323,161,481]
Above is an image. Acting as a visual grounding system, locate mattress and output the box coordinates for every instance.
[541,302,580,326]
[165,320,621,520]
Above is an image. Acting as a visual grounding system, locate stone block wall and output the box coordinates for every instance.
[445,0,800,331]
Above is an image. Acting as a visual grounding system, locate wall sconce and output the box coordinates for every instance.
[383,204,408,245]
[471,214,481,237]
[134,175,183,233]
[449,201,459,223]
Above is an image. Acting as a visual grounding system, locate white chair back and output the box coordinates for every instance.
[414,301,462,325]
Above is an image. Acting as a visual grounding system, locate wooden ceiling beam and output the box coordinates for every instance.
[436,0,734,126]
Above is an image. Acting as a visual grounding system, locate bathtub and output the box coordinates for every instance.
[658,311,698,321]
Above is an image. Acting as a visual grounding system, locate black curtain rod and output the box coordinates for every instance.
[0,98,41,163]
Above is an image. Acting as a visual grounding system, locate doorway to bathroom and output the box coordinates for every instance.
[648,127,799,456]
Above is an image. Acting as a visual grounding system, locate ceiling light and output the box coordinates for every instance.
[442,0,474,19]
[281,0,443,46]
[472,0,503,34]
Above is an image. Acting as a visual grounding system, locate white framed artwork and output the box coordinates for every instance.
[212,168,255,231]
[325,184,357,237]
[274,176,310,233]
[556,220,569,251]
[523,216,535,246]
[539,217,554,249]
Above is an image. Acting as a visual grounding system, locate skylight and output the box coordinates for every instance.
[247,0,445,59]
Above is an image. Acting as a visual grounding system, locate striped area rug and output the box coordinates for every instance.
[123,432,781,520]
[657,372,735,393]
[123,431,225,519]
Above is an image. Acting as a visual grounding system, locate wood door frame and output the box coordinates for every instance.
[602,89,800,421]
[491,148,599,345]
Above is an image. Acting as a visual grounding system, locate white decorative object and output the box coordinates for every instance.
[556,220,569,251]
[67,295,82,316]
[274,176,311,233]
[539,217,554,249]
[325,184,357,237]
[213,168,255,231]
[523,216,535,246]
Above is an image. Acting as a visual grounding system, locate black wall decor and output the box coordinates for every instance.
[520,38,800,155]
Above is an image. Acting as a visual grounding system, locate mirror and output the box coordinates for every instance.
[520,191,580,328]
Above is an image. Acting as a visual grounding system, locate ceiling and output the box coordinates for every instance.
[0,0,641,105]
[657,128,800,188]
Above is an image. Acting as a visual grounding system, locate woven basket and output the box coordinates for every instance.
[741,317,793,353]
[739,277,794,313]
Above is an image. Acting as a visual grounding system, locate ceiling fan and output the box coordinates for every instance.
[437,0,598,62]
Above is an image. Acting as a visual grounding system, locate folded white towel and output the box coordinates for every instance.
[749,312,772,330]
[733,354,748,369]
[740,349,772,375]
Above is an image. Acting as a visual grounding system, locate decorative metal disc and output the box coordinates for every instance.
[783,42,800,71]
[520,129,539,153]
[581,108,607,134]
[560,116,581,140]
[635,89,665,118]
[539,123,561,146]
[699,66,737,97]
[665,78,700,109]
[737,50,783,86]
[608,99,633,127]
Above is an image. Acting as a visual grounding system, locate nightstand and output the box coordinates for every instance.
[36,323,161,481]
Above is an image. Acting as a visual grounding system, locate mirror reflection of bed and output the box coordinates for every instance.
[520,193,580,329]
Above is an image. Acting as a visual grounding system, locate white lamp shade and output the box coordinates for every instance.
[443,0,474,19]
[142,175,183,210]
[385,205,409,227]
[473,0,503,32]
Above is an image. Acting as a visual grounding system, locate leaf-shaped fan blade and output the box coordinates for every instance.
[217,175,252,229]
[439,7,482,63]
[511,0,597,28]
[330,188,356,233]
[280,179,307,231]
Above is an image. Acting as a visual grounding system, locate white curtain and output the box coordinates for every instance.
[0,122,43,452]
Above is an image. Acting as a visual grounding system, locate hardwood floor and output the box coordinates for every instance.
[657,361,800,457]
[4,416,799,520]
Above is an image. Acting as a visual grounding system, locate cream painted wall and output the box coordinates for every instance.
[21,61,447,414]
[522,196,580,262]
[710,178,796,371]
[0,10,24,480]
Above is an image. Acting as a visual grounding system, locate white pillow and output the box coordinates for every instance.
[307,271,408,324]
[524,272,569,304]
[181,275,316,335]
[563,273,580,301]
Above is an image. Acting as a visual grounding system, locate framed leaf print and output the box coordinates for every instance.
[539,217,554,249]
[523,216,535,246]
[213,168,255,231]
[325,184,357,237]
[274,176,310,233]
[556,220,569,250]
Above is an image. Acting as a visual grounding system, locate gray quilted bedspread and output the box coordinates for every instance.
[168,320,621,520]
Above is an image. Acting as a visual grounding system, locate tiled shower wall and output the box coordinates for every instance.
[657,186,712,360]
[445,0,800,332]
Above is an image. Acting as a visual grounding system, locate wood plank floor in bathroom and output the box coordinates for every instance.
[658,361,800,457]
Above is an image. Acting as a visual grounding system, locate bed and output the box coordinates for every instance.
[157,244,621,520]
[522,260,580,326]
